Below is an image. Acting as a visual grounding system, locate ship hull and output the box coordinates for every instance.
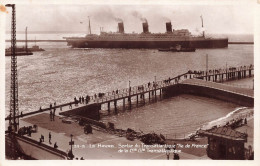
[66,39,228,49]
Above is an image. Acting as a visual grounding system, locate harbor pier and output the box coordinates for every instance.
[60,65,254,119]
[5,65,253,122]
[5,65,254,160]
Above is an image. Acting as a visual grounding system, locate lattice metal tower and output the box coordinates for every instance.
[6,4,19,132]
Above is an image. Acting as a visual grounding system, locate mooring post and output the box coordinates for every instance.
[149,91,151,101]
[128,97,131,109]
[114,100,117,114]
[143,93,145,104]
[136,95,138,106]
[108,102,110,114]
[123,98,125,110]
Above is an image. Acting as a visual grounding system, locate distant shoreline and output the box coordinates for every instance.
[5,40,254,45]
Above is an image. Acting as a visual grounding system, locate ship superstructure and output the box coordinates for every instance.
[64,17,228,49]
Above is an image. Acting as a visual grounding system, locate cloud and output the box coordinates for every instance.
[5,4,254,34]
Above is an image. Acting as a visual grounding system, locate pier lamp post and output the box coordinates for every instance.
[68,134,74,160]
[154,76,157,88]
[129,81,131,94]
[165,146,170,160]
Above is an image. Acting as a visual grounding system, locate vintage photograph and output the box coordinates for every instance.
[1,0,256,162]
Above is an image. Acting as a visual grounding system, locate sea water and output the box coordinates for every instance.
[5,33,254,136]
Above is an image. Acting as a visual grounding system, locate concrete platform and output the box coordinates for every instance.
[19,113,210,160]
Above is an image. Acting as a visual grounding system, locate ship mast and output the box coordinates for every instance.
[88,16,91,35]
[200,15,205,38]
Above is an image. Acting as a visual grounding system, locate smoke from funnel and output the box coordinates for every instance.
[114,17,123,22]
[162,16,171,22]
[132,11,147,23]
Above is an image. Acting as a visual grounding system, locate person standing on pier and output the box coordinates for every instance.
[28,128,32,137]
[49,132,52,144]
[50,103,52,110]
[82,96,84,104]
[74,97,78,106]
[79,96,82,104]
[54,142,58,149]
[54,102,56,107]
[86,95,89,104]
[41,134,44,142]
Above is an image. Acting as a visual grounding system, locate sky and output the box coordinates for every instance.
[4,4,254,35]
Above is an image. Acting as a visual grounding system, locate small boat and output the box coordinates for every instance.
[5,28,44,56]
[30,45,45,52]
[30,37,45,52]
[158,44,196,52]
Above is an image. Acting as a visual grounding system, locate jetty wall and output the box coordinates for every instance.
[164,84,253,107]
[5,134,67,160]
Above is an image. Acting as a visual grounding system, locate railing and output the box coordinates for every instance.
[191,65,254,78]
[96,81,179,103]
[6,65,253,120]
[89,65,254,104]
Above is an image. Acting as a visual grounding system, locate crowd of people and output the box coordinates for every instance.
[18,125,37,136]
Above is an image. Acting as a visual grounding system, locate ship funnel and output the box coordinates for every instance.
[142,22,149,33]
[118,22,124,33]
[166,22,172,33]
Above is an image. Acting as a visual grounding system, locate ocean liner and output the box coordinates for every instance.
[64,17,228,49]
